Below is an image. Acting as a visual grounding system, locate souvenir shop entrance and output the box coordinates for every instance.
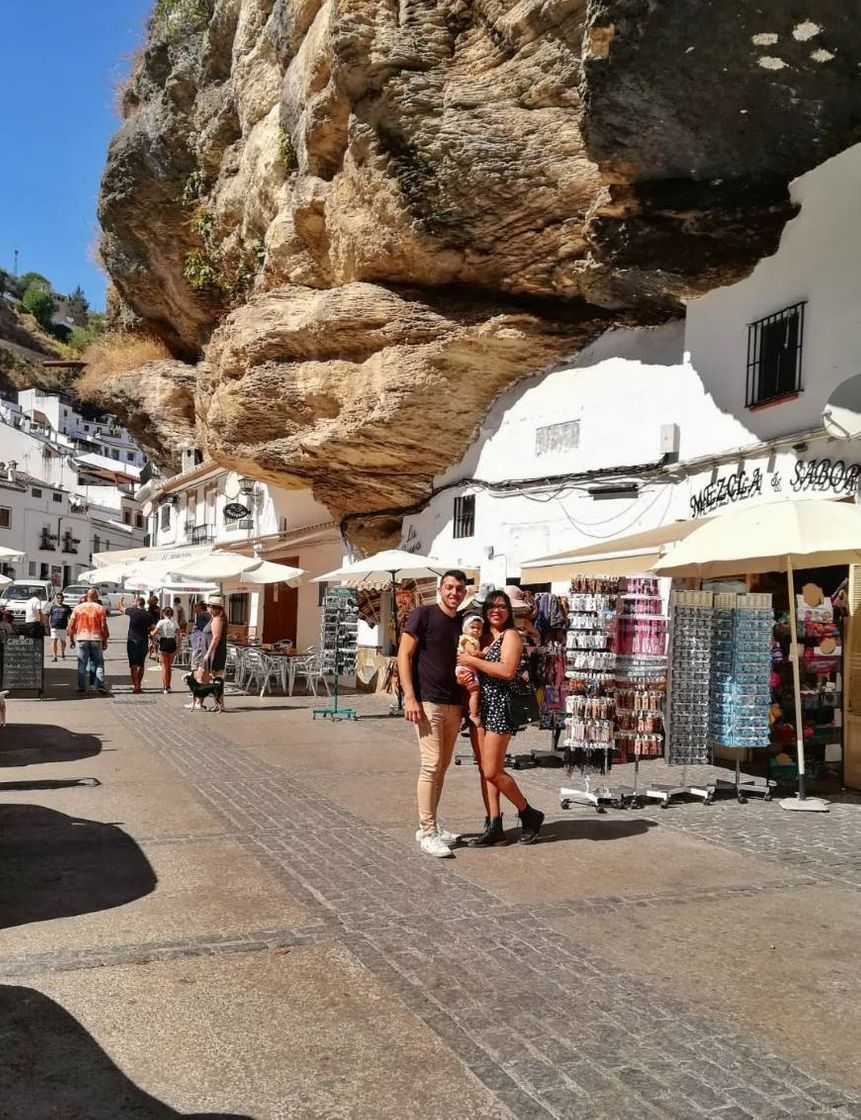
[521,503,861,804]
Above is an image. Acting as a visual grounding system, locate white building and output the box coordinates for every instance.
[145,452,342,648]
[0,379,149,583]
[17,384,148,468]
[402,142,861,585]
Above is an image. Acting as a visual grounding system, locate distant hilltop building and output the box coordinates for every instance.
[0,377,153,586]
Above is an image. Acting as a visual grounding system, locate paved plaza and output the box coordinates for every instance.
[2,630,861,1118]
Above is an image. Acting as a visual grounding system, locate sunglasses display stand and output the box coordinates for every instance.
[313,590,358,721]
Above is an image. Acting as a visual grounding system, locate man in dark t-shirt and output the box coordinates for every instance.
[125,596,153,693]
[398,570,468,858]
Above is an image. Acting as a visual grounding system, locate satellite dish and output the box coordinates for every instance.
[823,374,861,440]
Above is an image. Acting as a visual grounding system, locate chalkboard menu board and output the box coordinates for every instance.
[0,633,44,695]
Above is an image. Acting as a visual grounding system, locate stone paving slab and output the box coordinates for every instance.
[105,695,861,1118]
[549,882,861,1091]
[4,640,861,1120]
[6,945,513,1119]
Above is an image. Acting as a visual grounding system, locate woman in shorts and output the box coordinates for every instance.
[151,606,179,694]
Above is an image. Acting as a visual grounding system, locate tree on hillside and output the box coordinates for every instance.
[67,285,90,327]
[19,271,50,292]
[22,286,56,329]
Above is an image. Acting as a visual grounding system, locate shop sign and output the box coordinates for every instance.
[690,468,763,517]
[223,502,251,522]
[401,525,423,554]
[690,456,861,518]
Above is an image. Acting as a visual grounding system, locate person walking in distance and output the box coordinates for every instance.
[457,589,544,845]
[190,599,208,668]
[202,595,228,682]
[398,570,468,858]
[152,606,179,693]
[125,596,152,693]
[23,588,47,640]
[68,588,110,695]
[48,592,72,661]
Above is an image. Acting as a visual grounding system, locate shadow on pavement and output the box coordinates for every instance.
[220,703,305,713]
[0,805,156,929]
[0,778,101,792]
[0,986,254,1118]
[538,817,658,843]
[0,724,102,767]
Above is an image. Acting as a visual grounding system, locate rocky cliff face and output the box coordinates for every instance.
[96,0,860,546]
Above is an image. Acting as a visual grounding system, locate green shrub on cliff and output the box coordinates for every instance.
[152,0,212,37]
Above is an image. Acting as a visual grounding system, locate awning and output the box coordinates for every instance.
[520,520,711,583]
[91,542,216,568]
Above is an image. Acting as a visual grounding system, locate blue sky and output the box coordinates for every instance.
[0,2,154,311]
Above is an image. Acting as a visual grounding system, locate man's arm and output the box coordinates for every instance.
[67,608,77,641]
[397,631,424,724]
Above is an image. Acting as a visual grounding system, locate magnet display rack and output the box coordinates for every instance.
[613,577,667,806]
[559,578,628,811]
[313,590,359,721]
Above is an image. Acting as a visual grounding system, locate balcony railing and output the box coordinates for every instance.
[62,534,79,554]
[190,523,215,544]
[39,531,56,551]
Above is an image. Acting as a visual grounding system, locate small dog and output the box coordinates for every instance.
[0,690,7,728]
[183,672,225,712]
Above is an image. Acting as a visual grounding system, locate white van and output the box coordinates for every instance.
[0,580,55,625]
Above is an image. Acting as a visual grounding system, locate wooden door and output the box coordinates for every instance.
[262,554,299,645]
[843,564,861,790]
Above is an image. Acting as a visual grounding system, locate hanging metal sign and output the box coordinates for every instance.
[223,502,251,522]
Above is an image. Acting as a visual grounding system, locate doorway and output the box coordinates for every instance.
[262,555,299,645]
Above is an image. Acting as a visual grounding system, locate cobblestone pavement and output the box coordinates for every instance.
[92,691,861,1120]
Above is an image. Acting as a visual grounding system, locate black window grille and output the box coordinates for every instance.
[160,504,171,530]
[228,592,249,625]
[453,494,475,539]
[746,302,805,408]
[191,523,215,544]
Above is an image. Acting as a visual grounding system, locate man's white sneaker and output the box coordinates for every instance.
[420,833,454,858]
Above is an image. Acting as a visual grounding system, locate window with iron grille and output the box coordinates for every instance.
[228,592,249,625]
[453,494,475,539]
[746,302,805,408]
[0,507,10,529]
[160,504,171,530]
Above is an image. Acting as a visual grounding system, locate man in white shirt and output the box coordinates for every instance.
[24,592,46,639]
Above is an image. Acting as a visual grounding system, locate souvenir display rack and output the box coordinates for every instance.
[559,577,628,809]
[313,590,358,721]
[770,585,843,784]
[710,592,775,801]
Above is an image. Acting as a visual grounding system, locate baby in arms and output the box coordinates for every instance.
[455,614,483,728]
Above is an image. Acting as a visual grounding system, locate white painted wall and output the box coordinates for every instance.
[685,143,861,447]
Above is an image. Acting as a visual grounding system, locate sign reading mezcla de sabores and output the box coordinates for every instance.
[690,458,861,518]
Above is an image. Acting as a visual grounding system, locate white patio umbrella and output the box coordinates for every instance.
[80,562,133,584]
[653,498,861,812]
[0,545,25,562]
[169,551,304,587]
[0,572,11,587]
[314,550,476,709]
[313,549,471,590]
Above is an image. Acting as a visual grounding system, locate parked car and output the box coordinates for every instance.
[61,584,91,609]
[62,583,126,615]
[0,581,55,626]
